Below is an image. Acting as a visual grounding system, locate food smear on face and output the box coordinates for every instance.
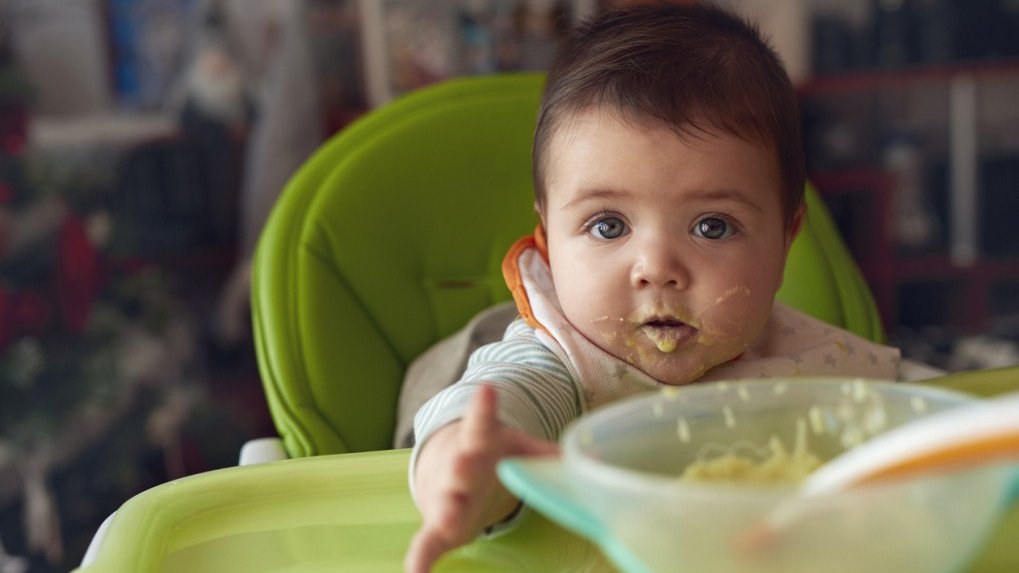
[693,286,752,344]
[678,419,822,484]
[643,326,682,353]
[631,307,697,353]
[710,286,752,308]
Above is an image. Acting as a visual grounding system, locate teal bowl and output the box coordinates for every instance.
[500,378,1017,573]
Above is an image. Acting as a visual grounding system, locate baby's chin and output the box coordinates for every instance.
[641,361,713,387]
[625,343,742,387]
[582,321,747,385]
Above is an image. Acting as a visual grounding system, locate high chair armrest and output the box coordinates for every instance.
[80,513,115,568]
[921,365,1019,398]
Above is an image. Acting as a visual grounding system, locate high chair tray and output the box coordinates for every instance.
[74,449,1017,572]
[72,449,612,572]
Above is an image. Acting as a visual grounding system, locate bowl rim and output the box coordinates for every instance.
[560,377,983,499]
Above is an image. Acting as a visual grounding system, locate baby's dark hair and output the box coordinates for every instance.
[533,2,805,226]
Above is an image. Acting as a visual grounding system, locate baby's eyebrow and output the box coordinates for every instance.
[560,188,629,211]
[561,187,765,213]
[685,188,764,213]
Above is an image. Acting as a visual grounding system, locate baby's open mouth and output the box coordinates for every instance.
[639,318,696,353]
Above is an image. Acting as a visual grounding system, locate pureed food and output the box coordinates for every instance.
[676,379,902,485]
[679,419,822,484]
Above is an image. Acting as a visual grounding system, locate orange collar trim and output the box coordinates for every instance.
[501,224,549,331]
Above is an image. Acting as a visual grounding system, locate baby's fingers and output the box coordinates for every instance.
[405,526,453,573]
[448,387,501,495]
[461,384,500,452]
[405,483,480,572]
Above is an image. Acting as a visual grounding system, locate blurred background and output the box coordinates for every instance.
[0,0,1017,570]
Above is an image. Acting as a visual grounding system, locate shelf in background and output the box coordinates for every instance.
[798,57,1019,96]
[29,112,178,152]
[810,162,1019,333]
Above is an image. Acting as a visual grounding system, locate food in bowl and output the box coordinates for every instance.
[679,419,822,484]
[677,379,894,485]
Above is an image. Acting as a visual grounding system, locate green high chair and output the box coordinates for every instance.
[247,72,888,460]
[76,74,1019,572]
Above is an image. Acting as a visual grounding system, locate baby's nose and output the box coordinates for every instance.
[630,242,689,289]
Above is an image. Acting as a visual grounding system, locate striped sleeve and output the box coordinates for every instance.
[408,319,583,503]
[411,319,583,445]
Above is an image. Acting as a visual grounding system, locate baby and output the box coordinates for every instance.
[404,4,900,572]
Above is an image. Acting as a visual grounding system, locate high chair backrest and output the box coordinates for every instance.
[251,73,885,458]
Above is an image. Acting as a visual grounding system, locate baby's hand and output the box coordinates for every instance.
[404,385,559,573]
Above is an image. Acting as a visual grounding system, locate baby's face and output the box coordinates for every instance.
[542,106,793,385]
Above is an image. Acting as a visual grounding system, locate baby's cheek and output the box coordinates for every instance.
[696,293,767,353]
[571,319,632,366]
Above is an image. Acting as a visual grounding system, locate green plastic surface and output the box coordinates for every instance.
[251,73,887,459]
[76,367,1019,572]
[73,449,617,573]
[923,365,1019,398]
[252,75,544,456]
[777,186,887,343]
[75,451,416,573]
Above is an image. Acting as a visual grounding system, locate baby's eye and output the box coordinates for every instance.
[693,216,736,240]
[588,216,627,240]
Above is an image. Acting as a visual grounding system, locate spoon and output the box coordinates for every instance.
[739,389,1019,550]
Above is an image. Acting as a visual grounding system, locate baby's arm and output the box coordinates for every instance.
[405,385,559,573]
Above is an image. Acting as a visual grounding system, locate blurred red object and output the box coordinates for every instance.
[56,214,102,333]
[0,100,27,156]
[0,288,54,350]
